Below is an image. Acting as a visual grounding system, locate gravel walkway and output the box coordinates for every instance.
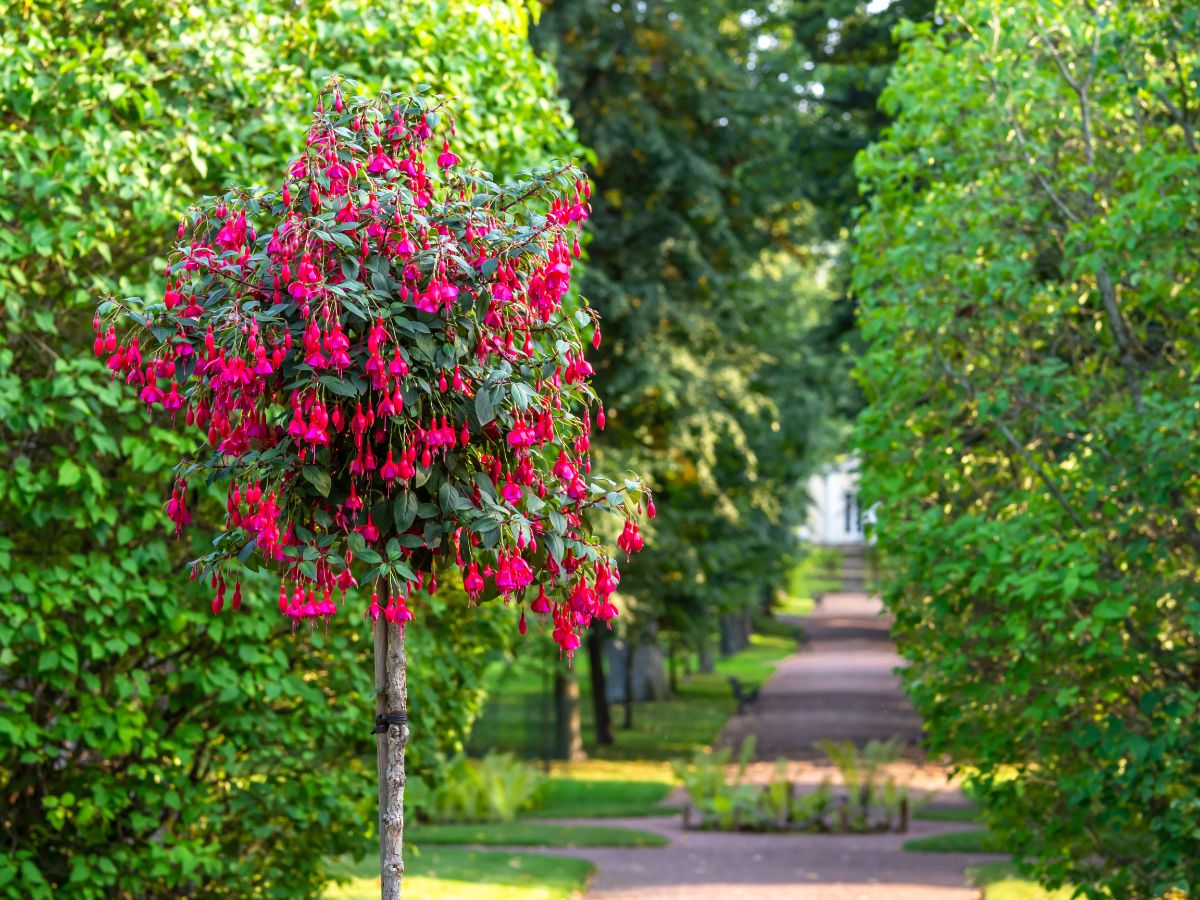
[508,814,998,899]
[485,592,1004,898]
[719,592,924,760]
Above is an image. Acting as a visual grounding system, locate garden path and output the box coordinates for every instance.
[472,592,1004,898]
[507,814,996,899]
[718,590,925,759]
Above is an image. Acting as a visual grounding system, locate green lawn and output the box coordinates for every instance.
[902,827,1002,854]
[528,777,676,818]
[325,848,594,900]
[411,821,667,847]
[967,862,1074,900]
[476,632,797,762]
[914,805,983,824]
[588,633,797,761]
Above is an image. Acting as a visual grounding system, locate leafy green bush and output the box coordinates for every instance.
[0,2,578,897]
[672,737,762,830]
[855,3,1200,897]
[407,753,545,824]
[816,737,915,832]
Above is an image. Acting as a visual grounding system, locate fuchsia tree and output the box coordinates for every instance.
[95,79,649,897]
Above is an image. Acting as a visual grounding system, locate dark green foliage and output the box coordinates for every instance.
[855,3,1200,897]
[0,2,578,896]
[535,0,832,647]
[787,0,937,234]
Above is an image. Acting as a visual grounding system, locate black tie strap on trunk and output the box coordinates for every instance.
[372,711,407,734]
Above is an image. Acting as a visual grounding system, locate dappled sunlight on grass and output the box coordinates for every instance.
[967,863,1075,900]
[527,775,676,817]
[410,821,667,846]
[584,634,797,761]
[325,848,594,900]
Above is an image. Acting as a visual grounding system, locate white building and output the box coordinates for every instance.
[801,456,875,547]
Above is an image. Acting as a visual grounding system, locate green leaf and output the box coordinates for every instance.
[302,466,331,497]
[393,492,418,533]
[319,375,358,397]
[57,460,81,487]
[475,386,498,426]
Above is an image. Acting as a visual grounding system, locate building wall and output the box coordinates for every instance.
[802,458,873,546]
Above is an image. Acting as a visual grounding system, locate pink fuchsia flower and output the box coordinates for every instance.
[464,563,485,599]
[367,145,395,174]
[617,520,644,556]
[437,141,460,169]
[500,477,523,504]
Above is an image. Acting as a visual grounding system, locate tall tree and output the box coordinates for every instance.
[534,1,827,674]
[855,2,1200,896]
[787,0,937,420]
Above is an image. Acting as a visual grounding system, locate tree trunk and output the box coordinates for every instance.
[622,639,635,730]
[374,623,388,882]
[553,670,585,760]
[698,635,715,674]
[378,622,409,900]
[668,642,678,696]
[586,630,614,745]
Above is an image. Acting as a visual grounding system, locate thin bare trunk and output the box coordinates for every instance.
[374,624,388,881]
[379,622,409,900]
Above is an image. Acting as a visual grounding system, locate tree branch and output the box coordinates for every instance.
[934,349,1086,531]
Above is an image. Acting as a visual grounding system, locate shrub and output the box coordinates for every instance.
[855,3,1200,896]
[407,753,545,824]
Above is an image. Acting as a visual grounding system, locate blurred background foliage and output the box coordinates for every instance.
[530,0,913,684]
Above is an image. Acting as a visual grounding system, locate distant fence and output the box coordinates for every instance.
[465,673,557,765]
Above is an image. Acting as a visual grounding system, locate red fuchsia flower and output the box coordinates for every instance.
[463,563,485,599]
[367,145,394,174]
[436,140,460,169]
[500,476,523,504]
[166,483,191,536]
[385,596,413,625]
[96,79,649,654]
[552,612,582,660]
[507,417,536,449]
[617,520,644,556]
[379,450,404,487]
[163,382,185,412]
[530,585,552,619]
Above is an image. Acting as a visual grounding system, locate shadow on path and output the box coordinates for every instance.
[719,592,924,760]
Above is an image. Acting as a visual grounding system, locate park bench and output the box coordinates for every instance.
[728,676,760,715]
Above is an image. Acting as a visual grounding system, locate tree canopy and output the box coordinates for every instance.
[855,2,1200,896]
[534,0,836,648]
